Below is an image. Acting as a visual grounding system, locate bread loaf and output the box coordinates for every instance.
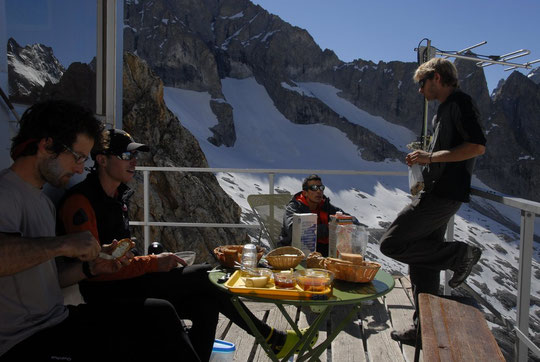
[339,252,363,265]
[306,252,326,268]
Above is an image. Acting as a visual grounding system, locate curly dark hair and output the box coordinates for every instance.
[10,100,104,160]
[302,174,322,190]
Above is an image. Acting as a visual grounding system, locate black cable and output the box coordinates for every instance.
[0,86,20,122]
[416,38,429,65]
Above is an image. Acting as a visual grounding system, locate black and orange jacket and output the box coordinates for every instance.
[57,171,158,281]
[279,191,347,248]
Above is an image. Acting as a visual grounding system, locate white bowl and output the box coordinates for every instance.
[174,251,196,266]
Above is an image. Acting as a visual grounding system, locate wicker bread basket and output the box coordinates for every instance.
[213,245,265,268]
[266,246,305,269]
[324,258,381,283]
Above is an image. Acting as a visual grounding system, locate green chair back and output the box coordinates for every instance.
[247,193,292,249]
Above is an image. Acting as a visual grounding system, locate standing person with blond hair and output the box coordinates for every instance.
[379,58,487,344]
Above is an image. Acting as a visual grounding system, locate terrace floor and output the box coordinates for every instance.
[214,275,423,362]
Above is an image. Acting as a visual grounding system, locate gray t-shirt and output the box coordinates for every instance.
[0,169,68,356]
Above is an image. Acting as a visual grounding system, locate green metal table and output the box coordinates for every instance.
[209,267,395,361]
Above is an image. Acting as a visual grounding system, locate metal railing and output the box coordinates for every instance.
[131,166,539,361]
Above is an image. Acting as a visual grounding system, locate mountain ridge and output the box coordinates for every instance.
[120,0,540,203]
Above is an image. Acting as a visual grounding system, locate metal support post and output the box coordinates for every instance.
[268,172,275,194]
[516,211,535,361]
[443,215,455,295]
[143,170,150,254]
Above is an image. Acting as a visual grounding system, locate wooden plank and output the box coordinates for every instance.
[360,297,405,362]
[419,294,505,362]
[297,305,328,362]
[385,276,419,361]
[219,307,266,361]
[329,304,365,362]
[216,313,233,340]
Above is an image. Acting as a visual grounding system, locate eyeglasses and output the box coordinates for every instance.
[62,144,89,164]
[114,151,138,161]
[418,73,435,89]
[305,184,325,192]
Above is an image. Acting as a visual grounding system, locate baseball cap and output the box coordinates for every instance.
[92,128,149,159]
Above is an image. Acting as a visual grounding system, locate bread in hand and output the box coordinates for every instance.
[99,238,135,260]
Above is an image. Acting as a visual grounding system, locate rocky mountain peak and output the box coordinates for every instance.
[7,0,540,204]
[122,52,248,260]
[7,37,65,104]
[528,66,540,84]
[476,70,540,201]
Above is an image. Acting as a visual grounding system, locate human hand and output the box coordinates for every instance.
[59,231,100,261]
[89,240,134,275]
[156,252,185,272]
[406,150,430,166]
[99,239,135,260]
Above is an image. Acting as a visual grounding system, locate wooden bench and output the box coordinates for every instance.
[415,293,505,362]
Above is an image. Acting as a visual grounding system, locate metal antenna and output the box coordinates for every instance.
[414,38,539,151]
[420,39,540,71]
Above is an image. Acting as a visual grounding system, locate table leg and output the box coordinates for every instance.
[229,296,279,361]
[297,304,362,362]
[276,303,332,360]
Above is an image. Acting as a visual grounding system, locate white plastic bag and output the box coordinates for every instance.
[408,164,424,196]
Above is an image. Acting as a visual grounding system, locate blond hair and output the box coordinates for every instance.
[414,58,459,88]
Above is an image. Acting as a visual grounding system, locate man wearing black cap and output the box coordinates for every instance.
[58,128,153,268]
[1,103,199,361]
[57,129,316,361]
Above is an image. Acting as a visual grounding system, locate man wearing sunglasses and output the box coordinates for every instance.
[379,57,486,344]
[58,128,150,256]
[0,101,200,361]
[279,174,358,257]
[57,129,314,361]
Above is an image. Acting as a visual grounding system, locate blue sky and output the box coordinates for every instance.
[6,0,96,66]
[252,0,540,93]
[6,0,540,93]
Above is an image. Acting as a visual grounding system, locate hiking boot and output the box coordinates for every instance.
[449,245,482,288]
[390,325,418,346]
[275,328,319,359]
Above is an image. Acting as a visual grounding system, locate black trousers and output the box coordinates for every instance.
[379,192,468,316]
[79,263,273,361]
[1,299,199,362]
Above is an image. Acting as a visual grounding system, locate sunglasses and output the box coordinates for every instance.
[418,73,435,89]
[114,151,138,161]
[62,144,89,164]
[305,184,325,192]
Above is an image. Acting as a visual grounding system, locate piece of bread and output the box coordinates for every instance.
[112,238,135,258]
[339,252,363,265]
[244,276,269,288]
[99,238,135,260]
[306,251,326,268]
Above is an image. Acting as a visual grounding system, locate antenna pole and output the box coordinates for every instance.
[420,40,433,151]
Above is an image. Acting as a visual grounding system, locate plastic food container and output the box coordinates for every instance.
[210,339,235,361]
[273,271,297,289]
[243,267,273,279]
[295,268,334,292]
